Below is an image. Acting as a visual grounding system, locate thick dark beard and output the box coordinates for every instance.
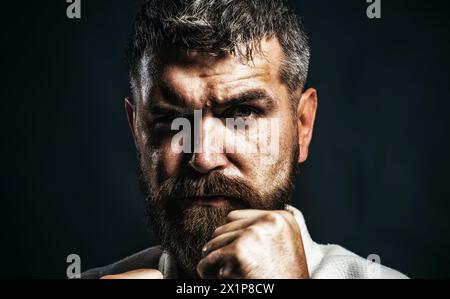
[138,146,299,274]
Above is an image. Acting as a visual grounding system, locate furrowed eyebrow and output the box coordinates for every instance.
[155,82,276,112]
[147,83,192,116]
[218,90,276,109]
[147,104,190,118]
[159,82,187,107]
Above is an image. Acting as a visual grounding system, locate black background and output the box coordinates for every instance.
[1,0,449,278]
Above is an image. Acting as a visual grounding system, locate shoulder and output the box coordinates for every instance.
[311,243,408,279]
[81,245,164,279]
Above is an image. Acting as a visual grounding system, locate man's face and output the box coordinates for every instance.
[127,38,316,273]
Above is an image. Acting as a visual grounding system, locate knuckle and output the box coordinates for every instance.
[265,212,283,224]
[220,261,240,278]
[279,210,295,224]
[219,265,232,278]
[246,225,263,237]
[278,210,292,218]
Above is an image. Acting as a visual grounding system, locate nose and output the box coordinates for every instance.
[189,116,228,174]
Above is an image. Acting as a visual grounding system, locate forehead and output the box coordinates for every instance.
[147,38,286,107]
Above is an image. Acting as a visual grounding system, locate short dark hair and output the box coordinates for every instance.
[126,0,310,102]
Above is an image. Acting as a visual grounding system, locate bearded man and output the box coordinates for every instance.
[82,0,407,279]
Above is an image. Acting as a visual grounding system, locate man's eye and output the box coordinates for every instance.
[226,106,259,118]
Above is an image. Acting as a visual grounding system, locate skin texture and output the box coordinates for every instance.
[197,209,309,278]
[103,37,318,279]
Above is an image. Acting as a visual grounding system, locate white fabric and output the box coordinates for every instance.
[286,205,408,279]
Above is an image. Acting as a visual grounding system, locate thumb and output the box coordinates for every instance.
[101,269,163,279]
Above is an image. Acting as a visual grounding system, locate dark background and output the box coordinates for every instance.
[1,0,449,278]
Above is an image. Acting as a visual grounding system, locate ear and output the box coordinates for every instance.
[296,88,318,163]
[124,97,138,146]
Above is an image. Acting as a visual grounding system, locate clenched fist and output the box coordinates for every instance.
[197,209,309,279]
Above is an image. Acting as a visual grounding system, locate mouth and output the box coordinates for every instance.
[183,196,242,208]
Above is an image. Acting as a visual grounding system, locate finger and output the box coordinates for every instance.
[213,218,255,238]
[197,248,227,279]
[101,269,163,279]
[203,229,243,257]
[227,209,270,222]
[199,245,245,279]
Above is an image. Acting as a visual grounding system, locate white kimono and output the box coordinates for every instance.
[285,205,407,278]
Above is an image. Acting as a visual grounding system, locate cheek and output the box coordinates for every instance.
[227,118,295,186]
[159,145,184,177]
[137,122,184,181]
[147,142,184,181]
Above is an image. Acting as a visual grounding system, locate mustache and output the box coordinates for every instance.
[153,171,260,207]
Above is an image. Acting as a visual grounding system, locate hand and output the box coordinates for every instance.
[197,209,309,279]
[100,269,163,279]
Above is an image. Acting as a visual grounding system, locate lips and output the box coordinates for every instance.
[190,196,230,207]
[182,195,243,209]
